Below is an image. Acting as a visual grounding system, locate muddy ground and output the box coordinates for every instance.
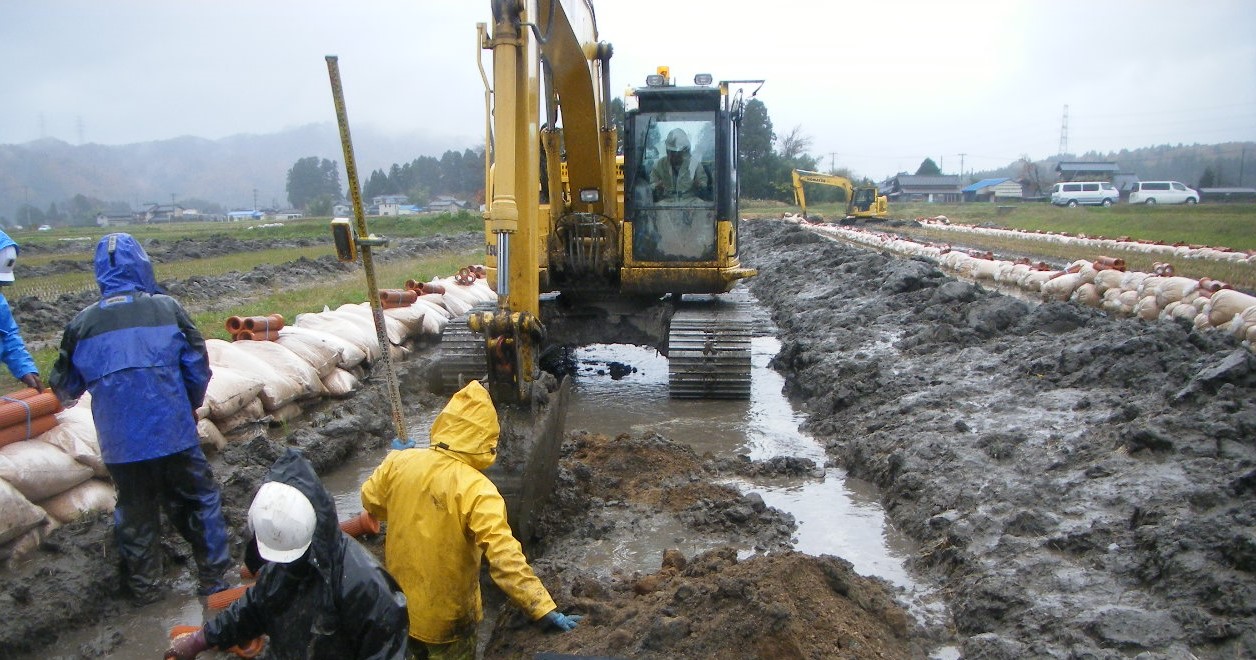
[2,219,1253,658]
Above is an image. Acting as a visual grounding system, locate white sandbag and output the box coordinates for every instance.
[1117,290,1139,315]
[274,328,342,379]
[267,402,305,425]
[0,441,94,502]
[382,304,428,338]
[197,418,228,451]
[1071,282,1101,308]
[1119,272,1150,293]
[293,310,382,363]
[216,340,324,411]
[204,365,266,421]
[334,303,408,346]
[1136,276,1168,298]
[0,477,45,545]
[39,478,116,524]
[281,325,367,370]
[1077,263,1098,284]
[417,294,454,318]
[970,259,999,281]
[467,279,498,302]
[1135,295,1160,321]
[215,397,266,435]
[1170,300,1199,322]
[1019,270,1055,292]
[37,405,106,478]
[1152,277,1200,308]
[1041,273,1083,301]
[322,368,361,398]
[1207,289,1256,328]
[1092,269,1125,294]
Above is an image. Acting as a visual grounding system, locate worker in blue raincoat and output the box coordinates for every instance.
[166,449,410,659]
[0,230,44,392]
[49,232,229,603]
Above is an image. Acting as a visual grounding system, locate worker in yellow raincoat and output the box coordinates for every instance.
[360,380,580,659]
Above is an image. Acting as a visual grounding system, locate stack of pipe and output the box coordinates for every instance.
[378,289,418,309]
[0,389,63,449]
[404,279,446,295]
[226,314,285,341]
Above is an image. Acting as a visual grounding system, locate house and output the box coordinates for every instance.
[95,212,137,227]
[144,204,183,222]
[962,178,1024,202]
[371,194,409,206]
[427,196,469,213]
[227,210,263,221]
[884,175,963,203]
[1055,161,1119,182]
[274,209,304,220]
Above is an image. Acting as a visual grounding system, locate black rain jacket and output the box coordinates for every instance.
[203,449,408,659]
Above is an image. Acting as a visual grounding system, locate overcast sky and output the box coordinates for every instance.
[3,0,1254,180]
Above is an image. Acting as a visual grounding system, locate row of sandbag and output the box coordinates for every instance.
[0,272,497,567]
[913,215,1256,265]
[796,219,1256,348]
[196,274,496,447]
[0,390,115,567]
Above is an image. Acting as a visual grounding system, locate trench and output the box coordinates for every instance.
[28,295,957,659]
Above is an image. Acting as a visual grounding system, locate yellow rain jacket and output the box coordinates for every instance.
[361,380,557,644]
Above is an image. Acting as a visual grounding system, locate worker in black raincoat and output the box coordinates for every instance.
[165,449,409,659]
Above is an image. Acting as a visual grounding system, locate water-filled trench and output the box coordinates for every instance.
[31,315,956,658]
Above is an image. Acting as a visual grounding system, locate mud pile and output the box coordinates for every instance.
[741,220,1256,658]
[485,431,924,659]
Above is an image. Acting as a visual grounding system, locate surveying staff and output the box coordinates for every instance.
[49,232,229,603]
[0,230,44,392]
[361,380,581,659]
[165,449,409,659]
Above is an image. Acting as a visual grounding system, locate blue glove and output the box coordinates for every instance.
[390,437,416,450]
[542,610,582,632]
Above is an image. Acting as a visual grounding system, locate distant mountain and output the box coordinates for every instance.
[0,124,476,223]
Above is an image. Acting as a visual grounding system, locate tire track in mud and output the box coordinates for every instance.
[741,219,1256,658]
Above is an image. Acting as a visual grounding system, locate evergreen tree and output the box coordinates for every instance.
[916,158,942,176]
[286,157,343,210]
[739,98,779,200]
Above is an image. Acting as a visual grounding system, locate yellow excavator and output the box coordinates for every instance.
[790,168,888,221]
[440,0,762,405]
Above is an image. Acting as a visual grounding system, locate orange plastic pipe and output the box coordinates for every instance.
[0,390,63,428]
[340,511,380,537]
[233,329,279,342]
[1093,256,1127,271]
[207,584,251,610]
[0,414,58,449]
[241,314,285,333]
[239,565,256,580]
[379,289,418,307]
[168,625,265,659]
[225,316,246,334]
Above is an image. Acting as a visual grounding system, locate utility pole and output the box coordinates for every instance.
[1058,105,1069,156]
[828,152,838,173]
[253,188,258,211]
[1240,147,1246,187]
[958,153,967,179]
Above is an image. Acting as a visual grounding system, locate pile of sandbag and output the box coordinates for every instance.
[225,314,285,341]
[0,391,114,567]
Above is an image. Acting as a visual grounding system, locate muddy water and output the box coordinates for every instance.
[32,334,955,659]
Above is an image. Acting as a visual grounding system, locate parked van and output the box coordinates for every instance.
[1050,181,1120,207]
[1128,181,1199,205]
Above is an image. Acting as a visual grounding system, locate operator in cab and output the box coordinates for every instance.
[650,127,710,202]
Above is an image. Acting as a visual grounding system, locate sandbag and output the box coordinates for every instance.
[0,477,45,545]
[1207,289,1256,328]
[293,310,382,363]
[1152,276,1200,308]
[322,368,361,398]
[207,339,317,412]
[0,441,94,502]
[1135,295,1160,321]
[275,328,342,379]
[1092,269,1125,294]
[1071,282,1101,308]
[215,397,266,435]
[267,402,305,425]
[197,418,228,452]
[334,303,408,346]
[37,405,107,478]
[39,478,116,524]
[280,325,367,370]
[1041,273,1083,302]
[204,365,266,421]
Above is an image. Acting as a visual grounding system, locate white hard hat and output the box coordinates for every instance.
[0,246,16,283]
[249,481,316,563]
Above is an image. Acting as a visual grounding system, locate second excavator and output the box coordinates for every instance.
[791,168,888,221]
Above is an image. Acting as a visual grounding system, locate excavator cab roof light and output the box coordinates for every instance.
[645,74,666,87]
[694,73,713,86]
[578,188,600,203]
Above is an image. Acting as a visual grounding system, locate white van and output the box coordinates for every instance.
[1128,181,1199,205]
[1050,181,1120,207]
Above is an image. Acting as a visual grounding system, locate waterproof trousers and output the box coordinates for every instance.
[408,634,476,660]
[107,446,231,600]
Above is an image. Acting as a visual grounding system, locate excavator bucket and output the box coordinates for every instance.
[484,376,570,544]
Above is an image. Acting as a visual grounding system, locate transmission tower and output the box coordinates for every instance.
[1058,105,1069,157]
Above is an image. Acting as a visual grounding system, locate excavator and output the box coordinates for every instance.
[790,168,888,221]
[433,0,763,539]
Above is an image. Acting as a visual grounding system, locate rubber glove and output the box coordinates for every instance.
[391,437,416,450]
[165,629,210,659]
[542,610,582,632]
[19,373,42,393]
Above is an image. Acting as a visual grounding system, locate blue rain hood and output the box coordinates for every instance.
[0,230,18,255]
[94,233,160,296]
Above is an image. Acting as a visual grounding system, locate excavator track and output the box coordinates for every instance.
[436,303,494,393]
[667,295,757,399]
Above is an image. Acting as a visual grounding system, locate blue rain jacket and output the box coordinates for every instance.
[0,231,38,381]
[49,233,211,464]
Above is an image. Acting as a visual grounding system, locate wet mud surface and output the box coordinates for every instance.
[741,219,1256,658]
[4,220,1254,658]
